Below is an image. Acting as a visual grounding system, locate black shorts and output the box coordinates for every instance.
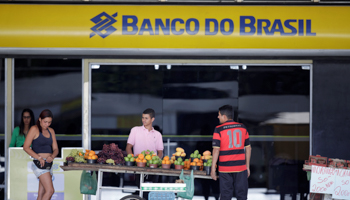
[219,170,248,200]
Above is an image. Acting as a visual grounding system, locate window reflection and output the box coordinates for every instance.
[14,59,82,155]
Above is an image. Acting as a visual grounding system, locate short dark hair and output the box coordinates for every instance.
[219,105,233,119]
[143,108,155,119]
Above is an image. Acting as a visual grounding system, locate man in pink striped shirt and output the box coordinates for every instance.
[126,108,164,158]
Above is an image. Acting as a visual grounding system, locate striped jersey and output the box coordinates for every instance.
[212,120,250,173]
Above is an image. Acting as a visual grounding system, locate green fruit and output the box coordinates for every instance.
[185,159,189,161]
[124,157,130,162]
[181,162,184,165]
[174,161,178,165]
[153,160,158,164]
[127,154,132,158]
[130,158,135,162]
[152,156,158,160]
[198,154,201,159]
[194,150,199,154]
[177,157,183,162]
[149,160,153,164]
[204,163,207,166]
[190,153,194,158]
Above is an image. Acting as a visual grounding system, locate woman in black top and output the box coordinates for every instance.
[23,109,58,200]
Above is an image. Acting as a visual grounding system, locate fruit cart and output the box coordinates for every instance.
[60,162,215,200]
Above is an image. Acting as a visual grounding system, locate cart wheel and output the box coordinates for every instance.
[120,195,145,200]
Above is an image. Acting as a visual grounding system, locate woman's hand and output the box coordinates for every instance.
[46,156,54,163]
[39,157,45,167]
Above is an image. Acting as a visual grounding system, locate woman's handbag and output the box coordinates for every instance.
[80,170,97,195]
[33,160,53,170]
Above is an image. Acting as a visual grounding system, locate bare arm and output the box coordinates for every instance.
[23,126,45,166]
[46,128,58,163]
[157,150,163,159]
[245,145,252,177]
[211,147,220,180]
[126,143,133,155]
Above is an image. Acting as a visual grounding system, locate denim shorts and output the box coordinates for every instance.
[31,159,53,178]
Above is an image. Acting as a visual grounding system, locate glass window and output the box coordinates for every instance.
[91,63,310,199]
[0,58,4,199]
[14,59,82,156]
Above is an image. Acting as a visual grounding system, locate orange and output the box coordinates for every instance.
[193,158,199,163]
[164,156,169,161]
[166,160,171,164]
[162,160,166,164]
[88,156,92,159]
[92,155,98,160]
[138,154,144,159]
[89,150,95,155]
[142,159,147,163]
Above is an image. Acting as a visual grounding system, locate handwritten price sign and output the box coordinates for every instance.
[333,168,350,199]
[311,166,350,199]
[310,166,335,194]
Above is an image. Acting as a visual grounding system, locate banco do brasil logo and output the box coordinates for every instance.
[90,12,118,38]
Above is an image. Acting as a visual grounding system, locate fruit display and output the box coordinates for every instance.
[202,150,212,160]
[84,149,98,160]
[183,159,191,170]
[135,154,147,165]
[161,156,171,169]
[174,147,186,157]
[124,154,135,162]
[67,149,86,163]
[106,159,115,165]
[96,143,126,165]
[190,150,202,159]
[203,158,213,167]
[174,157,184,166]
[190,158,203,168]
[148,155,162,168]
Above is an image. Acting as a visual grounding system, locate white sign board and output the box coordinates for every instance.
[310,166,336,194]
[333,168,350,199]
[310,166,350,199]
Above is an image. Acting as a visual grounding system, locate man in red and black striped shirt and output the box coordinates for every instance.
[211,105,252,200]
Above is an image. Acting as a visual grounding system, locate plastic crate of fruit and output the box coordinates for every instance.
[308,155,327,167]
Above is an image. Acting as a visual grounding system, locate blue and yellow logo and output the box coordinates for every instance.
[90,12,118,38]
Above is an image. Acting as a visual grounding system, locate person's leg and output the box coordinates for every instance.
[38,172,55,200]
[37,180,45,200]
[219,172,234,200]
[234,170,248,200]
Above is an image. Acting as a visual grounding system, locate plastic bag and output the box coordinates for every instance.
[80,170,97,195]
[177,169,194,199]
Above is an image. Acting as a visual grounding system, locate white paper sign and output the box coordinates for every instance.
[310,166,336,194]
[332,168,350,199]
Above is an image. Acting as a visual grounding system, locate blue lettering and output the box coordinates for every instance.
[139,19,154,35]
[282,20,297,36]
[306,19,316,36]
[171,18,184,35]
[270,20,285,35]
[220,19,234,35]
[205,19,218,35]
[257,19,271,35]
[186,18,199,35]
[240,16,256,35]
[122,15,138,35]
[155,19,170,35]
[299,20,304,36]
